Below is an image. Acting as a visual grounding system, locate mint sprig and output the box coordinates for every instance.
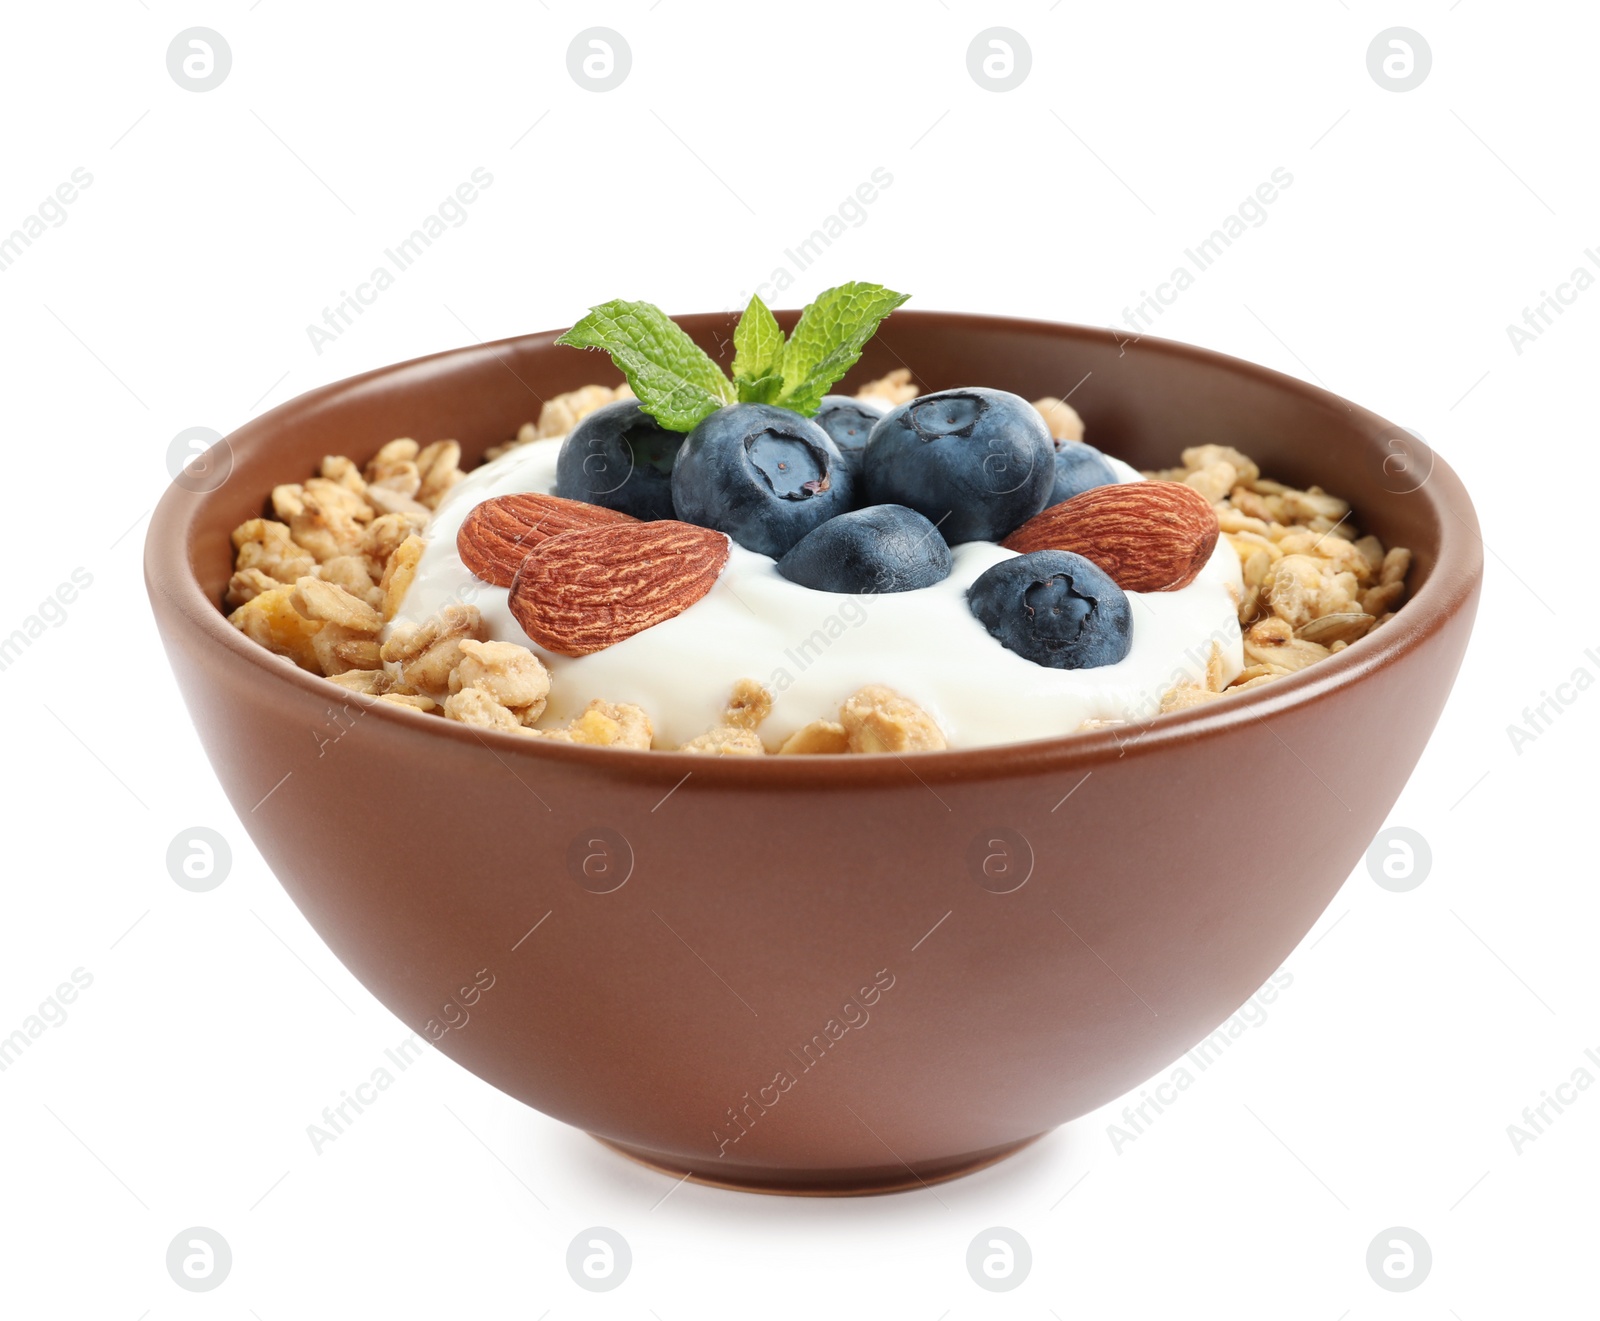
[556,283,908,431]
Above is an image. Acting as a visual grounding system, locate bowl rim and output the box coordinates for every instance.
[145,311,1484,786]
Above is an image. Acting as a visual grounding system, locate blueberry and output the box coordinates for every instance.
[813,395,883,478]
[862,387,1054,544]
[1048,440,1119,506]
[777,504,952,594]
[967,550,1132,669]
[672,403,855,558]
[554,399,679,520]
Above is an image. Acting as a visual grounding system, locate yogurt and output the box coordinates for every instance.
[395,437,1245,749]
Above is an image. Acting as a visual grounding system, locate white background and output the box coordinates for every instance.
[1,2,1595,1316]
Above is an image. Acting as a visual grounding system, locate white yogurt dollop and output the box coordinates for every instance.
[397,437,1244,749]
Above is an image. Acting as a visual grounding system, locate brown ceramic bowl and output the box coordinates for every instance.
[146,312,1481,1194]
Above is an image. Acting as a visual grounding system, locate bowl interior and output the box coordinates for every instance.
[170,310,1479,764]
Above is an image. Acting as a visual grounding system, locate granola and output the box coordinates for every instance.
[1143,444,1412,705]
[222,378,1411,751]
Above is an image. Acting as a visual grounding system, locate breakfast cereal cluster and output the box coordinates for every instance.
[222,376,1410,754]
[224,436,459,678]
[1145,443,1411,716]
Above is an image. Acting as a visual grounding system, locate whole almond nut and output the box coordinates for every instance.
[457,493,637,586]
[509,521,730,656]
[1002,481,1219,592]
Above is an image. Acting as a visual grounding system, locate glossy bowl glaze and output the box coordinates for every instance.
[145,312,1481,1194]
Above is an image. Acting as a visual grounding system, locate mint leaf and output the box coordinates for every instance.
[556,299,734,432]
[731,294,784,394]
[736,371,784,405]
[776,282,909,416]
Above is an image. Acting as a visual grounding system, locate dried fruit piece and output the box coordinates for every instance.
[529,700,654,748]
[226,585,323,672]
[509,521,729,656]
[457,493,639,587]
[1002,480,1219,592]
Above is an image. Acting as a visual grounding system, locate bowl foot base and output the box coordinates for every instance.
[589,1131,1047,1197]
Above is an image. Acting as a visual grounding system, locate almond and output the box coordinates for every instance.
[457,493,637,587]
[508,521,729,656]
[1002,481,1220,592]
